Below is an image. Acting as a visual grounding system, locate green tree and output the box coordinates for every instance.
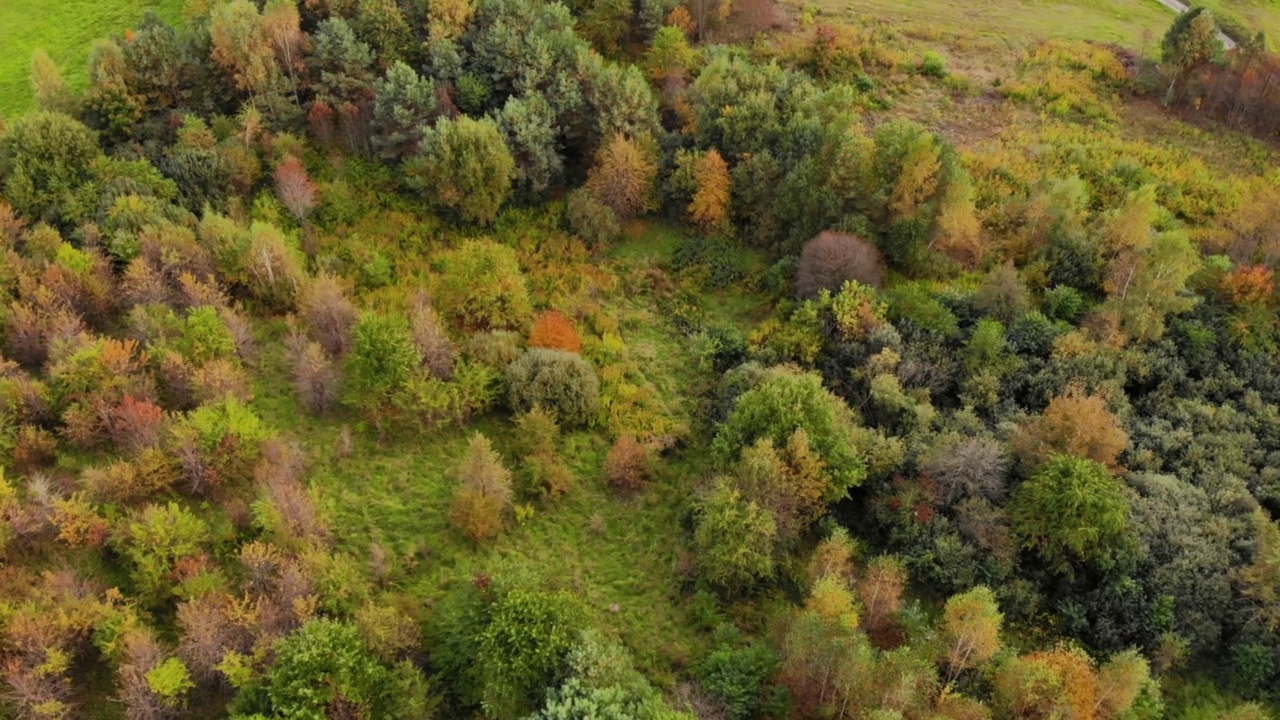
[942,586,1004,681]
[478,586,587,719]
[694,478,778,594]
[713,366,865,501]
[1161,7,1222,103]
[495,93,563,196]
[1010,454,1131,573]
[506,349,600,427]
[371,61,438,160]
[412,115,515,224]
[30,50,76,116]
[450,433,514,542]
[0,111,102,224]
[115,502,210,605]
[343,312,423,430]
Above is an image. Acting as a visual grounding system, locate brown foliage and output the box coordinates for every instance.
[176,593,253,684]
[118,630,180,720]
[605,435,651,493]
[12,425,57,474]
[275,155,318,223]
[191,358,252,405]
[528,309,582,355]
[298,273,357,357]
[796,231,886,298]
[1012,387,1128,472]
[255,439,328,546]
[284,328,340,415]
[585,133,657,220]
[857,555,907,640]
[122,260,172,308]
[107,397,164,454]
[409,293,456,380]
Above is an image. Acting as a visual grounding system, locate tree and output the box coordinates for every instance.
[796,231,887,298]
[495,93,563,196]
[450,433,514,542]
[0,112,102,224]
[506,349,600,427]
[1161,7,1222,103]
[1012,387,1129,473]
[585,133,657,220]
[343,312,422,429]
[433,239,533,331]
[858,555,908,640]
[412,115,515,224]
[30,50,75,115]
[941,586,1004,681]
[645,26,695,83]
[694,478,778,594]
[688,148,732,233]
[371,61,438,160]
[262,0,308,103]
[477,586,586,719]
[1238,508,1280,632]
[1095,650,1152,719]
[528,310,582,354]
[565,187,620,245]
[1010,454,1131,573]
[115,502,210,605]
[713,365,865,501]
[209,0,276,103]
[274,155,317,224]
[605,435,651,492]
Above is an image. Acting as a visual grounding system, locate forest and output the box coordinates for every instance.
[0,0,1279,718]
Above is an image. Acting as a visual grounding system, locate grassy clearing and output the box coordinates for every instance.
[0,0,184,118]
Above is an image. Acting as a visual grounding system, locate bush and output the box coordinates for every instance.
[605,435,651,493]
[795,231,886,298]
[920,51,948,78]
[434,239,534,331]
[507,349,600,427]
[700,643,779,720]
[694,478,778,595]
[528,310,582,354]
[299,273,357,357]
[449,433,514,543]
[565,188,620,245]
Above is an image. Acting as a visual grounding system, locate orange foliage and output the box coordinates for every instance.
[1221,265,1276,306]
[528,309,582,354]
[1012,386,1128,472]
[688,149,731,233]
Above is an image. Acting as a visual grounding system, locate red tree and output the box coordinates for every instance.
[275,155,318,223]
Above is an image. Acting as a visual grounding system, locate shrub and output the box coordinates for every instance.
[919,51,947,78]
[449,433,514,542]
[605,435,651,493]
[299,273,357,357]
[411,115,515,224]
[700,643,778,720]
[243,222,306,312]
[434,239,534,331]
[694,478,778,595]
[507,349,600,427]
[528,310,582,354]
[512,407,573,498]
[409,293,456,379]
[565,188,620,245]
[343,312,422,429]
[795,231,886,298]
[284,330,340,415]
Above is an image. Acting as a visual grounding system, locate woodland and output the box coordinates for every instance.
[1,0,1280,718]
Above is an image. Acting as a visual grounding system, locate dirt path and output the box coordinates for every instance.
[1150,0,1238,49]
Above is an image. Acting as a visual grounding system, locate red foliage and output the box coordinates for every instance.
[528,309,583,354]
[275,154,318,223]
[107,396,164,454]
[308,101,335,148]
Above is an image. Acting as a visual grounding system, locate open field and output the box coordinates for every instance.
[0,0,184,118]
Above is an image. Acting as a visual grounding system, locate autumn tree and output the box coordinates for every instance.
[1162,7,1222,103]
[299,273,358,357]
[796,231,887,298]
[30,51,76,116]
[942,586,1004,681]
[858,555,908,641]
[411,115,515,224]
[433,239,533,331]
[1010,454,1132,574]
[687,148,731,233]
[585,133,657,220]
[449,433,514,542]
[1012,387,1129,473]
[528,310,582,354]
[209,0,276,103]
[605,435,651,492]
[274,155,318,224]
[262,0,308,103]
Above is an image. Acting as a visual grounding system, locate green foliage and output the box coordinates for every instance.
[433,238,534,331]
[1010,454,1132,573]
[0,111,103,224]
[478,586,588,719]
[700,642,779,720]
[115,501,210,604]
[145,658,194,703]
[344,312,422,425]
[411,114,515,225]
[713,366,865,500]
[507,349,601,427]
[372,61,439,160]
[694,478,778,594]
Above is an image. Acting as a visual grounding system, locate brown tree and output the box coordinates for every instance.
[585,133,657,220]
[274,155,318,224]
[796,231,886,298]
[527,309,582,355]
[298,273,357,357]
[1012,386,1128,473]
[605,435,651,493]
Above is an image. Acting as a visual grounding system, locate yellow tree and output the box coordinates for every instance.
[263,0,309,104]
[585,133,657,220]
[942,585,1003,682]
[688,148,731,233]
[209,0,276,103]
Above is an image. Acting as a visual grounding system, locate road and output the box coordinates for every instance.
[1150,0,1239,49]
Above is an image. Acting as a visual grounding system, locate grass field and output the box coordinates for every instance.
[0,0,185,118]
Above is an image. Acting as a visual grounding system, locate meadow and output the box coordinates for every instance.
[0,0,184,118]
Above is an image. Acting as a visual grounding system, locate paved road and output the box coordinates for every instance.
[1150,0,1238,49]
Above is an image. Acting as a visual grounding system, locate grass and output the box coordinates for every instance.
[0,0,185,119]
